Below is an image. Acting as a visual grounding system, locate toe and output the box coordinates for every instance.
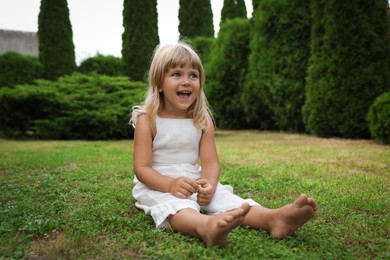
[295,194,308,206]
[307,198,318,211]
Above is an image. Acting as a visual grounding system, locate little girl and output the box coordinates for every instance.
[131,42,317,247]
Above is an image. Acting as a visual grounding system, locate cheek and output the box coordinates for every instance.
[193,90,201,101]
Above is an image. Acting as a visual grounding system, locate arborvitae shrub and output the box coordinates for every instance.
[367,92,390,144]
[303,0,390,138]
[0,73,146,139]
[38,0,76,80]
[220,0,247,26]
[122,0,159,81]
[179,0,214,39]
[206,18,251,129]
[244,0,311,132]
[189,37,215,65]
[78,55,126,76]
[0,52,43,88]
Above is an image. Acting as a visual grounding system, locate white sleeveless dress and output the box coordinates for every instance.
[132,116,259,229]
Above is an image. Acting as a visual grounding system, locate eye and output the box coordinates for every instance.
[171,72,181,78]
[190,73,199,79]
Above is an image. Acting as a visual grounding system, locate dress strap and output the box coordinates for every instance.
[130,107,146,128]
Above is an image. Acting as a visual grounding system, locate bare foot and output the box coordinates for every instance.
[269,194,317,239]
[201,203,250,247]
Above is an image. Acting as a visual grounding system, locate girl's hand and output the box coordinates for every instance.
[196,178,214,206]
[169,177,199,199]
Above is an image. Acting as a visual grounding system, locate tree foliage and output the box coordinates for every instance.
[0,52,43,88]
[189,36,215,65]
[38,0,76,80]
[0,74,146,139]
[252,0,260,13]
[178,0,214,39]
[367,92,390,144]
[220,0,247,27]
[303,0,390,138]
[122,0,159,81]
[78,55,126,77]
[244,0,311,132]
[206,18,251,129]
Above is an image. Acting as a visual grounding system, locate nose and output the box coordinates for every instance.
[181,76,191,86]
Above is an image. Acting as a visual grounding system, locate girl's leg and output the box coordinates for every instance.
[243,194,318,239]
[168,203,250,247]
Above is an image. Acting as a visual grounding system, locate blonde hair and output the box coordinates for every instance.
[131,42,213,134]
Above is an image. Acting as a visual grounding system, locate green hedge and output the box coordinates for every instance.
[244,0,311,132]
[190,36,215,65]
[206,18,251,129]
[78,55,126,77]
[0,73,146,139]
[303,0,390,138]
[0,52,43,88]
[367,92,390,144]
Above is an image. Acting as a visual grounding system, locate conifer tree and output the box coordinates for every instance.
[244,0,311,131]
[38,0,76,80]
[178,0,214,39]
[303,0,390,138]
[220,0,247,27]
[206,19,251,129]
[122,0,159,81]
[252,0,260,13]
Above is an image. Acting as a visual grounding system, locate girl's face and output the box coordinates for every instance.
[159,64,200,118]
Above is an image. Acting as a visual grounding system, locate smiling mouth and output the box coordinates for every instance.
[177,91,191,98]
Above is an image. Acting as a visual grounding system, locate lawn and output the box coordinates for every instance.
[0,131,389,259]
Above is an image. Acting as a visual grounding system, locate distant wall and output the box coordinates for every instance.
[0,29,39,57]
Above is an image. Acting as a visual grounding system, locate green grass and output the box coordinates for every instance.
[0,131,389,259]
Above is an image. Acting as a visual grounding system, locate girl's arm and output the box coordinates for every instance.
[133,114,198,198]
[199,124,220,193]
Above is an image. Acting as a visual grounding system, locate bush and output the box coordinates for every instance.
[0,73,146,139]
[190,36,215,65]
[367,92,390,144]
[0,52,43,88]
[122,0,159,81]
[178,0,214,39]
[78,54,126,77]
[206,18,251,129]
[0,84,61,136]
[38,0,76,80]
[220,0,247,27]
[303,0,390,138]
[244,0,311,132]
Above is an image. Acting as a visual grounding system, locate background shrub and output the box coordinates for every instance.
[38,0,76,80]
[0,84,61,136]
[303,0,390,138]
[78,54,126,76]
[178,0,214,39]
[0,52,43,88]
[0,73,146,140]
[122,0,159,81]
[367,92,390,144]
[190,36,215,65]
[244,0,311,132]
[206,18,251,129]
[220,0,247,27]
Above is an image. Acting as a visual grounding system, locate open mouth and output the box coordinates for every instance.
[177,91,191,98]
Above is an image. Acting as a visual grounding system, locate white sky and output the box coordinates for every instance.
[0,0,253,64]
